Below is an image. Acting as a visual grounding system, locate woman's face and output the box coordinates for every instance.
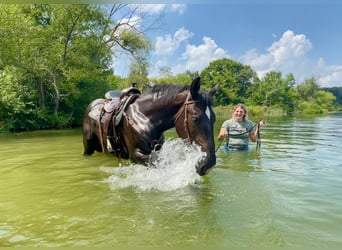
[233,107,246,121]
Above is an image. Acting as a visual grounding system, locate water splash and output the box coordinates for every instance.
[101,139,205,191]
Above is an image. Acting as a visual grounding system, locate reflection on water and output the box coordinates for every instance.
[1,114,342,247]
[216,149,262,172]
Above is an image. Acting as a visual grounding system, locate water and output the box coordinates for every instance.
[103,140,204,191]
[0,114,342,247]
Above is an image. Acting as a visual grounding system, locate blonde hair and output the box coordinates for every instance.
[232,103,248,121]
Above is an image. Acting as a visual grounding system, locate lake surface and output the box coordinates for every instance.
[1,114,342,247]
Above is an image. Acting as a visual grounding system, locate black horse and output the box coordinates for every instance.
[82,77,219,176]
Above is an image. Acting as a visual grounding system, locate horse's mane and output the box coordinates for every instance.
[142,84,213,105]
[143,84,190,102]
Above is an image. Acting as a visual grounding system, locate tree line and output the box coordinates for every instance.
[152,59,340,115]
[1,4,341,132]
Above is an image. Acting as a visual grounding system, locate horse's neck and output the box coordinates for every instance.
[150,92,187,126]
[127,93,186,138]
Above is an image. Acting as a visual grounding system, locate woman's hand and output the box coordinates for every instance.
[258,119,266,127]
[251,120,265,142]
[217,128,228,141]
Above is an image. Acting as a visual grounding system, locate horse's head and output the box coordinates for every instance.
[123,78,218,175]
[174,77,219,176]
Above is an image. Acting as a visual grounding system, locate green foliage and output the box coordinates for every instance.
[127,56,151,88]
[200,58,258,105]
[248,71,297,113]
[295,77,336,114]
[296,77,320,101]
[0,67,35,128]
[202,60,336,115]
[297,101,324,114]
[315,90,336,111]
[0,5,340,132]
[322,87,342,105]
[150,73,193,86]
[120,29,153,57]
[248,105,266,118]
[214,105,285,123]
[0,4,153,131]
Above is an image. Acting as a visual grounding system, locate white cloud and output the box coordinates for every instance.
[242,49,272,71]
[128,4,167,14]
[317,62,342,87]
[118,15,142,30]
[241,30,314,81]
[128,4,186,15]
[240,29,342,87]
[268,30,312,65]
[172,36,229,74]
[114,19,342,87]
[170,4,187,14]
[154,27,193,55]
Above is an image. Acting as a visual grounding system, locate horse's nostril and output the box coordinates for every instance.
[196,155,216,176]
[196,166,206,176]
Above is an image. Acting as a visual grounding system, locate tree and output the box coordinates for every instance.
[0,67,36,130]
[296,77,320,101]
[296,77,336,113]
[0,4,155,131]
[150,73,192,86]
[322,87,342,106]
[126,56,150,88]
[200,58,258,105]
[315,90,336,111]
[248,71,297,113]
[159,66,173,77]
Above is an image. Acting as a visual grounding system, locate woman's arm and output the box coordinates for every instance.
[249,127,259,142]
[249,120,265,142]
[217,127,228,141]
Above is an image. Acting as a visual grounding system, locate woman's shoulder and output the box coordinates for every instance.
[222,118,234,122]
[246,120,255,129]
[222,118,234,126]
[246,119,254,125]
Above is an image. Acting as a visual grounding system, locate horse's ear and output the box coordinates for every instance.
[190,77,201,99]
[209,84,219,97]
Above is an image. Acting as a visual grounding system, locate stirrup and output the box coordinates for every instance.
[106,138,114,152]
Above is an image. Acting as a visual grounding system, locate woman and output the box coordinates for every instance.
[217,104,264,151]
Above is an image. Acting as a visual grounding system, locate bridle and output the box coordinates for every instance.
[174,93,196,145]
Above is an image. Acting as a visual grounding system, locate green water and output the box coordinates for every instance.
[1,114,342,247]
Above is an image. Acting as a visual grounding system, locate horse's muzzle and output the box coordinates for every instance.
[196,155,216,176]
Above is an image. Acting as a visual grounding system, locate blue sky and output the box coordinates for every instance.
[111,2,342,87]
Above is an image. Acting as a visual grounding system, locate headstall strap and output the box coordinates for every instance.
[174,93,194,145]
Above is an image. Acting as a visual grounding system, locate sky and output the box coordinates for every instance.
[110,1,342,88]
